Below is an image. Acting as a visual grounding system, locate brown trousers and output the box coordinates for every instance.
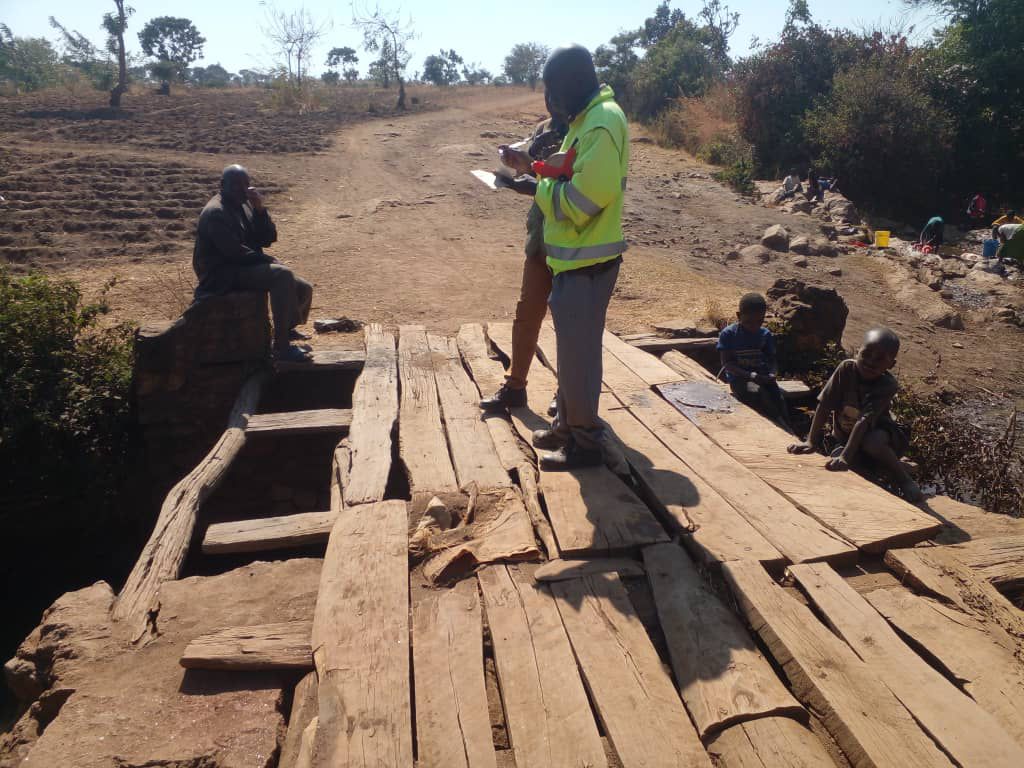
[507,254,552,389]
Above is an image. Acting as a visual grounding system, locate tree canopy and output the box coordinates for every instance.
[502,42,548,89]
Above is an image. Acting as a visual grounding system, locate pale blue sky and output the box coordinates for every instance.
[2,0,939,78]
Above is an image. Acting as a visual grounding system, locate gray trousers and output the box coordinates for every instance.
[549,259,620,452]
[232,262,313,349]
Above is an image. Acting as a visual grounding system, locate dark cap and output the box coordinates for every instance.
[543,44,599,122]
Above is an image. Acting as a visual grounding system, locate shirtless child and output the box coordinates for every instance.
[788,327,922,502]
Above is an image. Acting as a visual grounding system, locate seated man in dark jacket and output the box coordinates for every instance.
[193,165,313,362]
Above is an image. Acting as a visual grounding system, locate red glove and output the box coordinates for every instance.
[532,147,576,180]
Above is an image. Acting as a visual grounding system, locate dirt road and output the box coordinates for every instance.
[33,87,1022,405]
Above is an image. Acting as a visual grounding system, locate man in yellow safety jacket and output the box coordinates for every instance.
[507,44,629,469]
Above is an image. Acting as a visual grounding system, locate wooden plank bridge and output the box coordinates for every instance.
[109,321,1024,768]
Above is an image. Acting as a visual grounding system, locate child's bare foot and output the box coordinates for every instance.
[788,442,816,454]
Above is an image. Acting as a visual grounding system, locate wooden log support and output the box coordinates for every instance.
[113,371,267,642]
[201,509,337,555]
[602,329,686,387]
[180,620,313,670]
[552,573,713,768]
[478,565,607,768]
[866,588,1024,747]
[643,544,803,738]
[344,324,399,507]
[397,326,459,494]
[626,335,719,356]
[428,334,510,490]
[722,560,953,768]
[652,350,940,553]
[244,408,352,436]
[311,499,412,767]
[412,580,497,768]
[273,348,365,372]
[279,672,320,768]
[790,562,1024,766]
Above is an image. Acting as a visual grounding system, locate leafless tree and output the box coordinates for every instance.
[351,3,416,109]
[105,0,132,107]
[262,4,331,83]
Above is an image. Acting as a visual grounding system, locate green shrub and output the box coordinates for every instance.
[0,269,134,523]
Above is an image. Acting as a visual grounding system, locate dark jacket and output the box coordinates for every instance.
[192,193,278,297]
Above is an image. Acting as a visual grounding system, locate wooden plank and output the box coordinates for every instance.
[311,499,412,767]
[533,557,644,582]
[344,324,399,506]
[948,536,1024,593]
[884,546,1024,647]
[412,580,497,768]
[599,395,785,567]
[644,543,803,738]
[180,620,312,670]
[722,560,953,768]
[489,322,669,557]
[628,336,718,355]
[651,353,940,552]
[113,372,267,642]
[617,385,856,566]
[397,326,459,494]
[662,349,722,383]
[279,672,319,768]
[457,324,560,559]
[202,509,336,555]
[428,334,510,490]
[477,565,607,768]
[790,562,1024,766]
[552,573,713,767]
[274,348,365,372]
[706,717,840,768]
[866,588,1024,747]
[602,330,686,386]
[245,408,352,435]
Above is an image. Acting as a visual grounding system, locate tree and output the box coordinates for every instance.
[104,0,133,107]
[423,48,462,86]
[343,66,360,82]
[239,68,271,87]
[189,63,232,88]
[503,42,548,89]
[462,62,492,85]
[326,45,358,69]
[352,4,416,109]
[138,17,205,94]
[49,17,117,90]
[0,26,61,92]
[262,4,330,83]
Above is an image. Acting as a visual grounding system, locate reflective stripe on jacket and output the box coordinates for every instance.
[534,85,629,275]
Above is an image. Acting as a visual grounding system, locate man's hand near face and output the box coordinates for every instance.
[247,186,265,212]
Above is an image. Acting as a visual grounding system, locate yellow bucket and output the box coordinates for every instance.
[874,230,891,247]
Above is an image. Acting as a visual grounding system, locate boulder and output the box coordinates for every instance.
[813,237,838,257]
[741,244,773,263]
[917,267,944,291]
[766,279,849,354]
[825,195,861,224]
[939,258,968,278]
[761,224,790,251]
[973,259,1006,275]
[791,255,809,268]
[789,236,812,255]
[827,267,843,277]
[967,269,1005,290]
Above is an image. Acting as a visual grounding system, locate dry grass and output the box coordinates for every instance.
[651,83,737,155]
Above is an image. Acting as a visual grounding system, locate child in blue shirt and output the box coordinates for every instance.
[717,293,791,431]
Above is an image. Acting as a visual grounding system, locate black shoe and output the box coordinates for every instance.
[540,442,603,471]
[547,397,558,418]
[274,344,313,363]
[480,385,527,412]
[289,328,311,341]
[532,428,566,451]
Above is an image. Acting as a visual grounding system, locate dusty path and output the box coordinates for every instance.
[48,87,1023,405]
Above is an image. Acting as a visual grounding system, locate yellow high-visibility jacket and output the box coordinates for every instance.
[534,85,629,275]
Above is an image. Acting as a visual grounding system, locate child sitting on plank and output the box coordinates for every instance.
[717,293,791,432]
[788,327,921,501]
